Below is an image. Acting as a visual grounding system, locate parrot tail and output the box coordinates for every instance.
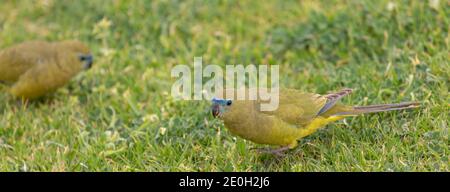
[336,102,420,116]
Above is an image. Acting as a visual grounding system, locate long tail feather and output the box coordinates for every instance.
[336,102,420,115]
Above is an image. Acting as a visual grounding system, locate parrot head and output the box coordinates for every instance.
[211,98,233,118]
[57,40,94,70]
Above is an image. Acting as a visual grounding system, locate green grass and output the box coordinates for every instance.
[0,0,448,171]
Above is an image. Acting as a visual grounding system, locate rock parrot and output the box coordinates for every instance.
[0,40,93,99]
[211,88,419,155]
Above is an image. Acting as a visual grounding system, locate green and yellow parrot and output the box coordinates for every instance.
[211,88,419,155]
[0,40,93,99]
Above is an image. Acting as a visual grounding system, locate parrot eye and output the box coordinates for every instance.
[226,100,232,106]
[79,54,94,69]
[79,55,92,61]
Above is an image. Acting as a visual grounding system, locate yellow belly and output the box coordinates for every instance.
[244,115,347,148]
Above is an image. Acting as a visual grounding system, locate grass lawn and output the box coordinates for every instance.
[0,0,448,171]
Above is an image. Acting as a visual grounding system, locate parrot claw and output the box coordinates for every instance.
[16,99,29,108]
[251,146,290,157]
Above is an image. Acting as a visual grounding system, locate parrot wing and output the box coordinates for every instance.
[0,41,53,82]
[317,88,353,115]
[260,88,328,126]
[9,61,71,99]
[259,88,355,126]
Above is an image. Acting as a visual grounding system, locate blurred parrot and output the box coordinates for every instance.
[211,88,419,155]
[0,40,93,99]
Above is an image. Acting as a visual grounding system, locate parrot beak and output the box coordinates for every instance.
[80,54,94,70]
[211,98,232,118]
[212,104,220,118]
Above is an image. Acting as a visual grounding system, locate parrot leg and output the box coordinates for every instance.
[269,146,291,156]
[252,146,291,156]
[15,97,30,109]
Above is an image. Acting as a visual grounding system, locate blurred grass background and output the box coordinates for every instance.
[0,0,448,171]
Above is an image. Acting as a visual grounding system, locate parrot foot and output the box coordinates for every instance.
[16,99,29,108]
[251,146,290,157]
